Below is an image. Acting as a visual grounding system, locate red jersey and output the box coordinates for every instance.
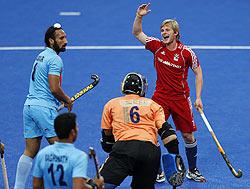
[145,37,200,100]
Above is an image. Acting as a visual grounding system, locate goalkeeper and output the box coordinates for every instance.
[99,72,185,189]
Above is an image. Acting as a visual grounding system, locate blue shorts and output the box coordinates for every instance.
[23,105,58,139]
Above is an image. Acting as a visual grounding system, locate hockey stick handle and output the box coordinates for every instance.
[57,74,100,111]
[0,142,9,189]
[198,108,242,178]
[198,109,223,151]
[89,147,100,179]
[1,157,9,189]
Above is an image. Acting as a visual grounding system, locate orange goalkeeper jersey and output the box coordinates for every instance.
[101,94,165,146]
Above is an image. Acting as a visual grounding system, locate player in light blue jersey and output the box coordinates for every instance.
[33,113,104,189]
[14,23,73,189]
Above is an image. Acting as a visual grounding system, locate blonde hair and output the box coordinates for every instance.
[160,19,180,40]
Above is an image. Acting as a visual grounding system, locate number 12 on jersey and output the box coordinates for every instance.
[48,163,68,186]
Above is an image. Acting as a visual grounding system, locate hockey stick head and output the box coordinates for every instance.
[234,169,242,178]
[222,153,243,178]
[91,74,100,85]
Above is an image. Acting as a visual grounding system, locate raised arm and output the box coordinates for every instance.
[132,3,151,45]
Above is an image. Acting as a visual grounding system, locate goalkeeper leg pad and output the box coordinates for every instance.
[162,153,186,187]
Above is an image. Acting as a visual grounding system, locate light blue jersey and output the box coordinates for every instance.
[33,142,88,189]
[24,47,63,109]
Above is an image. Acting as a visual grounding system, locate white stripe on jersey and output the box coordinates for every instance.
[183,45,199,70]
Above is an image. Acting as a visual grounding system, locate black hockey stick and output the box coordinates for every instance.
[198,108,242,178]
[89,147,100,179]
[57,74,100,111]
[0,141,9,189]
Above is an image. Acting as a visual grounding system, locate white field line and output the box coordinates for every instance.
[0,45,250,51]
[59,12,81,16]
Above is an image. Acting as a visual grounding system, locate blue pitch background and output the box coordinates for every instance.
[0,0,250,188]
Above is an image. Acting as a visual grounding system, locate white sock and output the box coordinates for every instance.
[14,154,33,189]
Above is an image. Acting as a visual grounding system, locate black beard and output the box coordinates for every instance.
[53,43,66,54]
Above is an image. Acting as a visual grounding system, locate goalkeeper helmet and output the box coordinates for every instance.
[121,72,148,97]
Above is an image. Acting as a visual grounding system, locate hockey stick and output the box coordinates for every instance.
[89,147,100,179]
[57,74,100,111]
[198,108,242,178]
[0,141,9,189]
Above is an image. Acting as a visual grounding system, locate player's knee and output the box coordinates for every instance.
[158,122,179,154]
[182,132,195,143]
[24,148,40,158]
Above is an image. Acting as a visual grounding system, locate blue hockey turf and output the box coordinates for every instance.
[0,1,249,188]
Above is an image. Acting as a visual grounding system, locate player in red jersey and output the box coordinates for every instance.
[132,3,206,182]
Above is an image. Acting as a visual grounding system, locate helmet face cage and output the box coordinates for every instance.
[121,72,148,97]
